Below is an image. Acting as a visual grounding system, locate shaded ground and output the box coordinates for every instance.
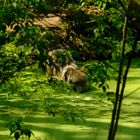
[0,67,140,140]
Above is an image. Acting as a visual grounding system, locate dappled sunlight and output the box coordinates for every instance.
[0,63,140,140]
[24,118,109,140]
[0,88,139,140]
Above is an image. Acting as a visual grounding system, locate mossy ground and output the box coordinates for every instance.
[0,61,140,140]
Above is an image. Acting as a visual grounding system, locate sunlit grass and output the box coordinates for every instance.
[0,61,140,140]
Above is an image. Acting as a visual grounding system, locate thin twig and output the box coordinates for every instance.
[123,87,140,99]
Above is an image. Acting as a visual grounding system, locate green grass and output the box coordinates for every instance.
[0,63,140,140]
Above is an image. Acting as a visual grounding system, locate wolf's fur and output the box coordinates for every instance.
[62,63,88,92]
[45,49,88,92]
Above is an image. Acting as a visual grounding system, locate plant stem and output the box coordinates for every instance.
[107,3,129,139]
[107,0,138,138]
[112,31,138,139]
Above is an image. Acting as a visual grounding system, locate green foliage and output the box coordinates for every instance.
[45,100,85,122]
[0,0,132,95]
[84,61,113,92]
[0,0,125,85]
[0,1,140,140]
[0,42,37,85]
[94,0,107,9]
[7,118,22,136]
[47,77,72,91]
[63,1,127,62]
[7,118,34,140]
[0,0,125,97]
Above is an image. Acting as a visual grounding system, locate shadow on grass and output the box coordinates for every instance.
[0,86,139,140]
[0,109,140,140]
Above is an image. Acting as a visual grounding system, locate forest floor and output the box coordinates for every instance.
[0,61,140,140]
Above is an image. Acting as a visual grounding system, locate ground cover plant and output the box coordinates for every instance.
[0,59,140,140]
